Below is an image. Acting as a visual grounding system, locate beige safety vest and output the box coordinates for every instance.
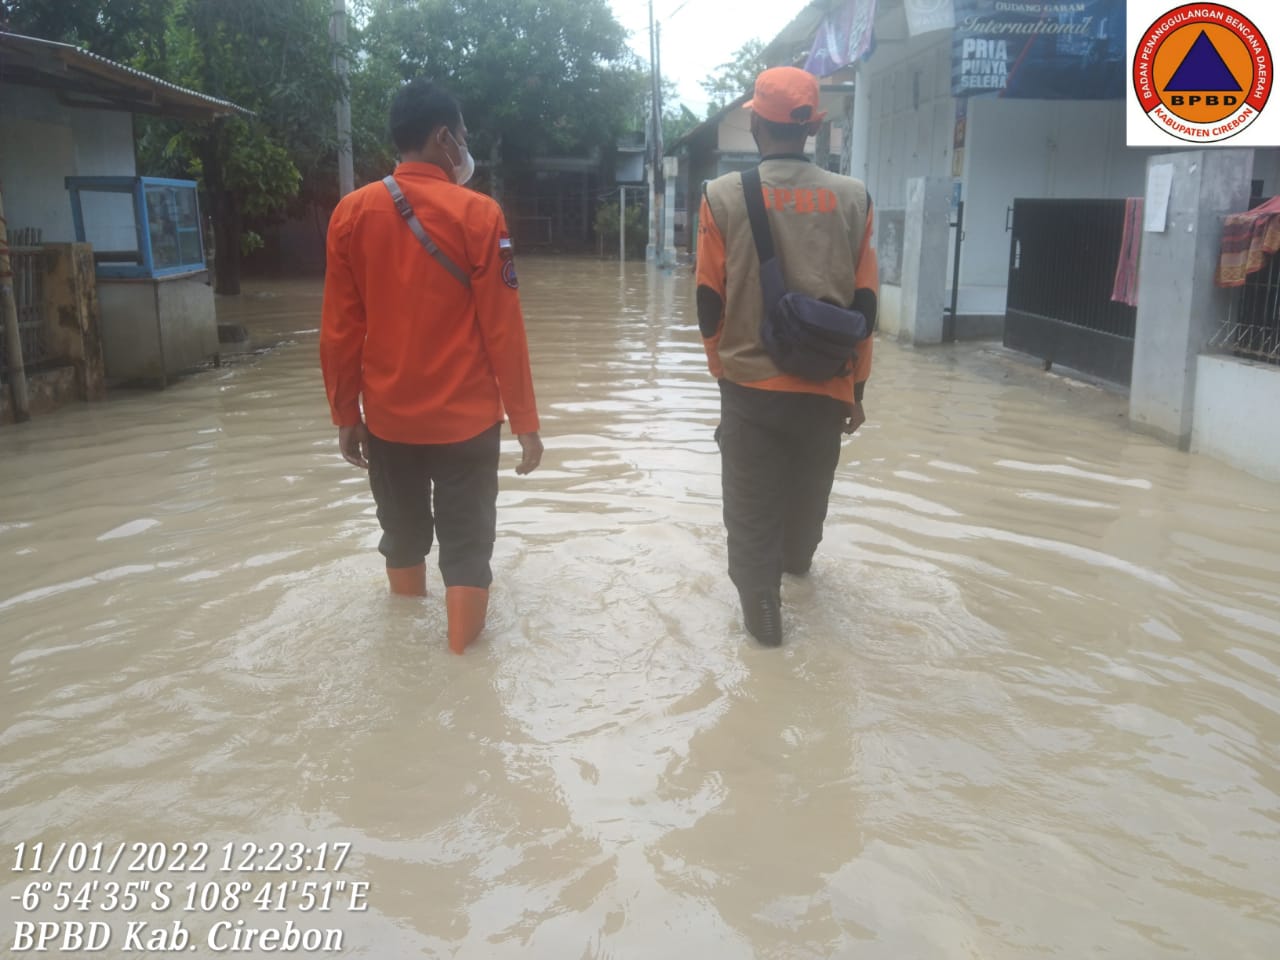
[705,158,869,383]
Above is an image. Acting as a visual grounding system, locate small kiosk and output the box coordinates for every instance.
[65,176,219,386]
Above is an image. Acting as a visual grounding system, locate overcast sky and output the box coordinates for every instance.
[607,0,802,116]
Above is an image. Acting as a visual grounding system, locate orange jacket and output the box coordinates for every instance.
[321,162,539,445]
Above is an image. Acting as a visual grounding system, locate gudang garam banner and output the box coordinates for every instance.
[951,0,1126,98]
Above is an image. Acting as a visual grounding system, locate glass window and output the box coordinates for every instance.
[82,191,140,267]
[146,186,181,269]
[174,188,202,266]
[68,177,205,278]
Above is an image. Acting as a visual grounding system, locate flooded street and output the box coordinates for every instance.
[3,258,1279,958]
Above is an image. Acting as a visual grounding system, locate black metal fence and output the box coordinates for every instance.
[1211,248,1280,365]
[1208,194,1280,365]
[1004,198,1136,385]
[0,228,49,381]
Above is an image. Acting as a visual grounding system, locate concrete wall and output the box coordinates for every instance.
[1253,148,1280,196]
[42,243,106,401]
[1129,150,1253,448]
[98,274,218,384]
[961,99,1165,315]
[863,35,955,211]
[0,242,106,424]
[898,176,951,345]
[0,86,136,244]
[1192,356,1280,482]
[878,284,903,337]
[852,4,1168,322]
[0,367,78,425]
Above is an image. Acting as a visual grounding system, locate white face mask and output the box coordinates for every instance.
[446,130,475,186]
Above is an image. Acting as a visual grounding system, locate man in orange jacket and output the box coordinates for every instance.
[321,79,542,654]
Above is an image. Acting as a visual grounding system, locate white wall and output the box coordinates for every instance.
[878,284,903,337]
[856,31,956,324]
[961,99,1165,313]
[854,6,1177,319]
[0,86,136,244]
[1192,356,1280,483]
[864,36,955,211]
[715,94,848,159]
[717,108,755,155]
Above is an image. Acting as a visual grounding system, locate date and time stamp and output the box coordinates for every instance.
[6,842,368,953]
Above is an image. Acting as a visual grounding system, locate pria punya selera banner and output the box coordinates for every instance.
[951,0,1126,99]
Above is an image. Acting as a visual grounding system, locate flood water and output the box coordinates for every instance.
[2,259,1279,958]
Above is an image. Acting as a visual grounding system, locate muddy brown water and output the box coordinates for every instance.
[2,260,1278,957]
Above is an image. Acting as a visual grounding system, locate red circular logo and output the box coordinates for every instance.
[1133,3,1271,142]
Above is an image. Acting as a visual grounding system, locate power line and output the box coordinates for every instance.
[664,0,696,20]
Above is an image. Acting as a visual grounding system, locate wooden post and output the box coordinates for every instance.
[816,120,832,171]
[489,134,503,208]
[331,0,355,198]
[0,180,31,423]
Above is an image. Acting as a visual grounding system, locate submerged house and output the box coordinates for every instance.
[0,31,248,422]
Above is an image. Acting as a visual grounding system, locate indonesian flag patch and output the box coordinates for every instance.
[499,231,517,287]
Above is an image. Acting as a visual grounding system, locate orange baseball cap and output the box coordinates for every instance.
[744,67,827,125]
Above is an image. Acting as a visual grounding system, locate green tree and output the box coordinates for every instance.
[136,0,340,294]
[593,199,647,260]
[3,0,337,295]
[663,103,699,148]
[700,38,765,117]
[360,0,642,198]
[0,0,172,62]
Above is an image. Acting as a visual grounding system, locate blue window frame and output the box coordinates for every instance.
[65,176,206,279]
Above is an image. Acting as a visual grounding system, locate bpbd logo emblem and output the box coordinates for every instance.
[1133,3,1272,142]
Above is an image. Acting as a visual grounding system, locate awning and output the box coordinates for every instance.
[0,32,250,121]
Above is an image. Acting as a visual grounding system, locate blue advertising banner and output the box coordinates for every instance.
[951,0,1126,98]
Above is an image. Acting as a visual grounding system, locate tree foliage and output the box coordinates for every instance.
[135,0,339,292]
[593,199,647,260]
[361,0,640,169]
[3,0,646,291]
[700,38,765,117]
[3,0,336,293]
[0,0,172,62]
[661,76,700,148]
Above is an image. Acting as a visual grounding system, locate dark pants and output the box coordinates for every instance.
[717,380,846,597]
[367,423,501,588]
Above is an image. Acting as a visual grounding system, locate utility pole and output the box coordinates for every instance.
[331,0,355,198]
[647,0,664,263]
[655,21,667,266]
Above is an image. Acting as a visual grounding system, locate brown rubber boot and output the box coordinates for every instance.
[446,586,488,655]
[386,562,427,597]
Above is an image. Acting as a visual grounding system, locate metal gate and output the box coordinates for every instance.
[0,227,48,381]
[1004,199,1136,385]
[1209,194,1279,366]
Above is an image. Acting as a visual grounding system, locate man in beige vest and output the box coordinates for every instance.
[695,66,878,646]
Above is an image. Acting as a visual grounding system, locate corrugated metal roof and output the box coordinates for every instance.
[0,31,251,118]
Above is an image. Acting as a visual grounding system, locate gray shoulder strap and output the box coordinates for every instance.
[381,175,471,288]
